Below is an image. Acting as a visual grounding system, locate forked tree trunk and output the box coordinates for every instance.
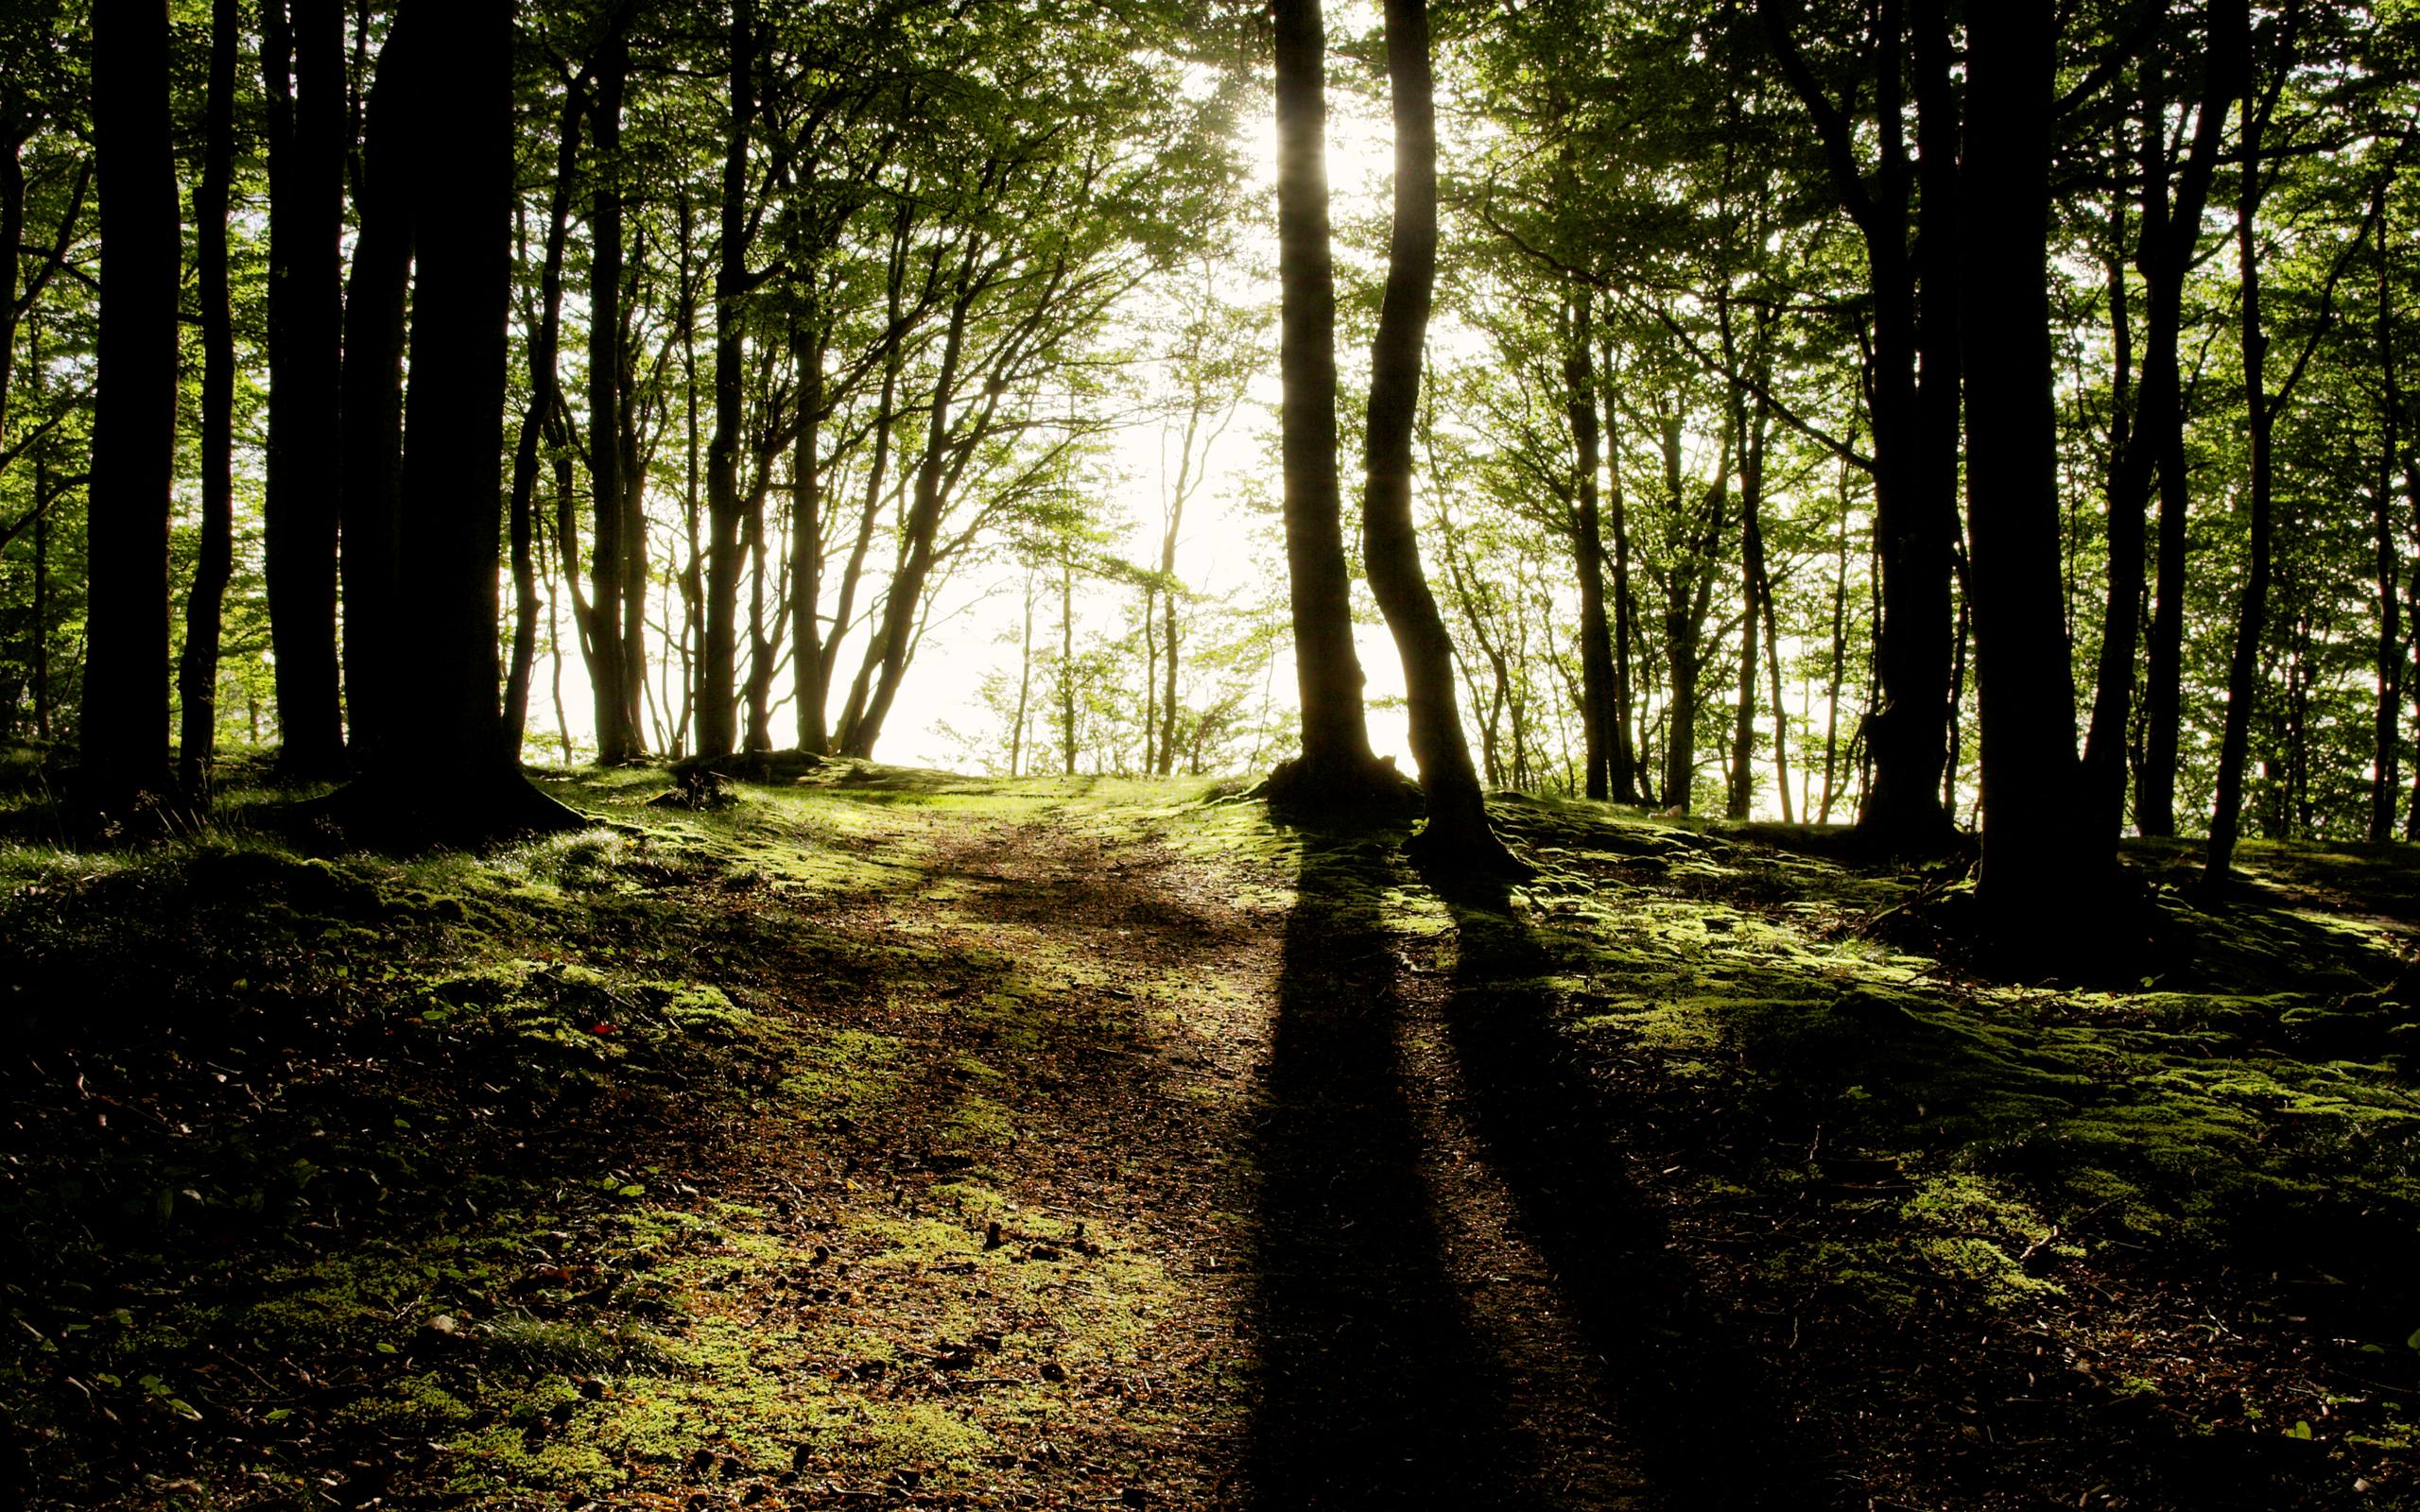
[325,0,577,843]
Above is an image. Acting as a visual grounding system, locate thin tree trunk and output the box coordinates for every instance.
[1820,447,1851,823]
[2204,85,2278,889]
[1565,282,1617,802]
[1600,342,1642,801]
[506,72,585,760]
[699,0,756,758]
[1359,0,1509,864]
[1011,565,1033,776]
[1060,546,1078,774]
[589,31,638,762]
[2373,179,2402,842]
[792,299,827,751]
[78,0,181,822]
[178,0,238,800]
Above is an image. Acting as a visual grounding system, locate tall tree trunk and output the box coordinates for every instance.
[841,245,976,759]
[260,0,348,777]
[588,31,639,763]
[78,0,181,822]
[1819,451,1851,823]
[2204,81,2279,890]
[337,8,418,766]
[345,0,572,837]
[1060,546,1078,773]
[1268,0,1382,799]
[2372,179,2402,842]
[2093,8,2246,842]
[792,301,827,751]
[1962,0,2086,939]
[1010,565,1033,776]
[1564,282,1618,802]
[1600,343,1642,801]
[1762,0,1956,850]
[178,0,238,800]
[1359,0,1511,865]
[699,0,755,758]
[505,71,584,761]
[1728,386,1771,820]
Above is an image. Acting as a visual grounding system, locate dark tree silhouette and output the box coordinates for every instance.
[1361,0,1519,870]
[322,0,577,842]
[1267,0,1394,808]
[259,0,349,778]
[176,0,238,801]
[77,0,179,824]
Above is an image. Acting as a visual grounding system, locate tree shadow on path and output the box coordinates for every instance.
[1430,871,1834,1511]
[1245,833,1524,1509]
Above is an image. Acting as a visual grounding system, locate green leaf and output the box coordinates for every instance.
[2288,1420,2313,1440]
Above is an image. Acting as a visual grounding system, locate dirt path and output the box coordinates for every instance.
[671,799,1683,1509]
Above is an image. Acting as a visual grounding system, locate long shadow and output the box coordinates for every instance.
[1245,833,1524,1509]
[1427,871,1834,1512]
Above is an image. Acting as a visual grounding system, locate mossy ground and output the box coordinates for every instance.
[1,759,2415,1509]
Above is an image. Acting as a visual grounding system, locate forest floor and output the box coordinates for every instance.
[3,760,2419,1511]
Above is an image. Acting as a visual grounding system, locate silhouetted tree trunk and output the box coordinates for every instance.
[1267,0,1387,803]
[699,0,756,758]
[1600,343,1643,801]
[79,0,180,823]
[588,30,643,763]
[2373,179,2402,842]
[1762,0,1957,850]
[792,299,827,752]
[260,0,347,777]
[2205,74,2280,890]
[1962,0,2087,939]
[327,0,576,841]
[1564,283,1618,803]
[337,9,417,765]
[1359,0,1512,866]
[2088,4,2246,844]
[504,69,584,759]
[178,0,238,799]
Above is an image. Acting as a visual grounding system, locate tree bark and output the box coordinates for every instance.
[2372,178,2402,842]
[178,0,239,800]
[260,0,348,777]
[1268,0,1385,801]
[588,31,641,762]
[324,0,577,842]
[78,0,181,823]
[1564,283,1618,802]
[699,0,756,758]
[1761,0,1956,850]
[2091,6,2247,843]
[1962,0,2089,941]
[1358,0,1511,865]
[337,8,418,765]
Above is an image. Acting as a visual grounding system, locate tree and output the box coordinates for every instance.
[1960,0,2091,938]
[76,0,179,824]
[1359,0,1519,867]
[177,0,239,800]
[322,0,577,841]
[1266,0,1394,806]
[258,0,349,777]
